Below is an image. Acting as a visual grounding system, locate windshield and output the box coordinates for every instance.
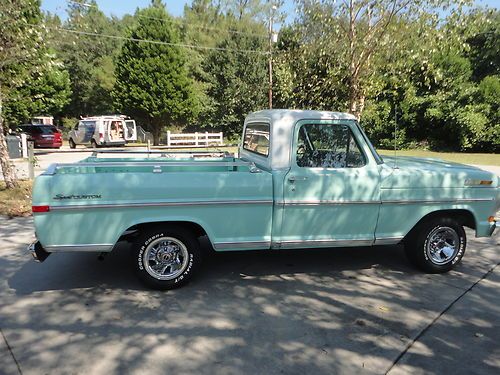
[355,122,384,164]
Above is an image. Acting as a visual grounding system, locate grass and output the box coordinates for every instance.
[0,180,32,217]
[377,149,500,166]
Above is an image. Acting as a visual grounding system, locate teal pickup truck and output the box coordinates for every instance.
[29,110,499,289]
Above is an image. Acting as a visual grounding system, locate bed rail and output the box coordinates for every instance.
[42,159,261,175]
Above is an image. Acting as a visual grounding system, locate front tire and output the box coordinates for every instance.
[405,217,466,273]
[68,138,76,149]
[133,226,202,290]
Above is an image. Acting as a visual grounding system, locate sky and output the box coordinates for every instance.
[41,0,498,22]
[41,0,296,19]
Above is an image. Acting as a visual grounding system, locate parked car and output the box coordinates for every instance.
[17,124,62,149]
[68,116,137,148]
[29,110,499,289]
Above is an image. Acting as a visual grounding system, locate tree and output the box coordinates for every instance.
[202,27,268,137]
[283,0,456,120]
[465,9,499,81]
[0,0,45,189]
[49,1,124,117]
[182,0,271,137]
[113,0,200,145]
[360,7,499,152]
[4,57,71,126]
[274,24,349,111]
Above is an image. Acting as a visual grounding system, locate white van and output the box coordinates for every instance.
[68,116,137,148]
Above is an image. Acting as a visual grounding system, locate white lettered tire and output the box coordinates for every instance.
[405,217,466,273]
[134,226,201,290]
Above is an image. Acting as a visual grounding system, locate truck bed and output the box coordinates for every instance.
[32,155,274,252]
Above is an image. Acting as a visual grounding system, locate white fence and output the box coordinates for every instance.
[165,131,224,147]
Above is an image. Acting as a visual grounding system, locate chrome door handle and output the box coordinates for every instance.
[288,176,308,182]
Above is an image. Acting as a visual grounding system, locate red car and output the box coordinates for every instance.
[18,124,63,148]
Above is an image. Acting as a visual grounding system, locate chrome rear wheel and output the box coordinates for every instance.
[134,226,202,290]
[143,237,189,280]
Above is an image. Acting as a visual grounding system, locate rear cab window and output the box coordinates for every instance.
[243,123,270,157]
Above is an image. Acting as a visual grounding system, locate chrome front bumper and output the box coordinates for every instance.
[28,241,51,262]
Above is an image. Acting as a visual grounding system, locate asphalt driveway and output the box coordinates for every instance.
[0,216,498,375]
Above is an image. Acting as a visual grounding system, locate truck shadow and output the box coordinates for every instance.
[2,230,498,375]
[7,240,415,294]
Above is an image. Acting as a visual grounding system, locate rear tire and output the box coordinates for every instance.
[404,217,466,273]
[68,138,76,149]
[133,226,202,290]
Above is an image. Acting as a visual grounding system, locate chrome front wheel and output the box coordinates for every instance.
[425,226,460,265]
[405,217,466,273]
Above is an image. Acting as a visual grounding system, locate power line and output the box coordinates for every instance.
[66,0,269,38]
[47,26,269,55]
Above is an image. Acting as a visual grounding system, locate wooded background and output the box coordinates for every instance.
[1,0,499,151]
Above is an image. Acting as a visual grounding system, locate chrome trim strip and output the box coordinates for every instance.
[274,198,494,206]
[213,241,271,250]
[277,200,380,206]
[44,244,114,252]
[374,236,404,245]
[49,199,274,211]
[278,238,374,248]
[381,198,494,205]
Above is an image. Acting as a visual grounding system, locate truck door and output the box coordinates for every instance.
[124,120,137,141]
[280,120,381,248]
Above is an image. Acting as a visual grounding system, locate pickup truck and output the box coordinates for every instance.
[29,110,499,289]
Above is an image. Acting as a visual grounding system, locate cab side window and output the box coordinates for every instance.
[296,124,366,168]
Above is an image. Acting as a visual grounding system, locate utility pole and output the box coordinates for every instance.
[268,1,276,109]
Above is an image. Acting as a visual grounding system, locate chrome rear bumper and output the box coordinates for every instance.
[489,219,498,236]
[28,241,51,262]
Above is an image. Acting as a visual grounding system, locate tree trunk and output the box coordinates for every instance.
[349,90,365,121]
[152,120,161,146]
[348,78,365,121]
[0,86,19,189]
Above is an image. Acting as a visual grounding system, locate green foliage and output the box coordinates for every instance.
[2,0,498,152]
[202,28,268,137]
[4,59,71,125]
[113,0,200,144]
[464,9,499,81]
[1,0,71,128]
[358,8,500,152]
[48,1,125,116]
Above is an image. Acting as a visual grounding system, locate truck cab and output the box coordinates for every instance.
[240,110,384,249]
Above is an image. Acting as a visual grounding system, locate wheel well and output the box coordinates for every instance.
[120,221,208,241]
[405,209,476,240]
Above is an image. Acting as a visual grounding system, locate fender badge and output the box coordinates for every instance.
[53,194,102,200]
